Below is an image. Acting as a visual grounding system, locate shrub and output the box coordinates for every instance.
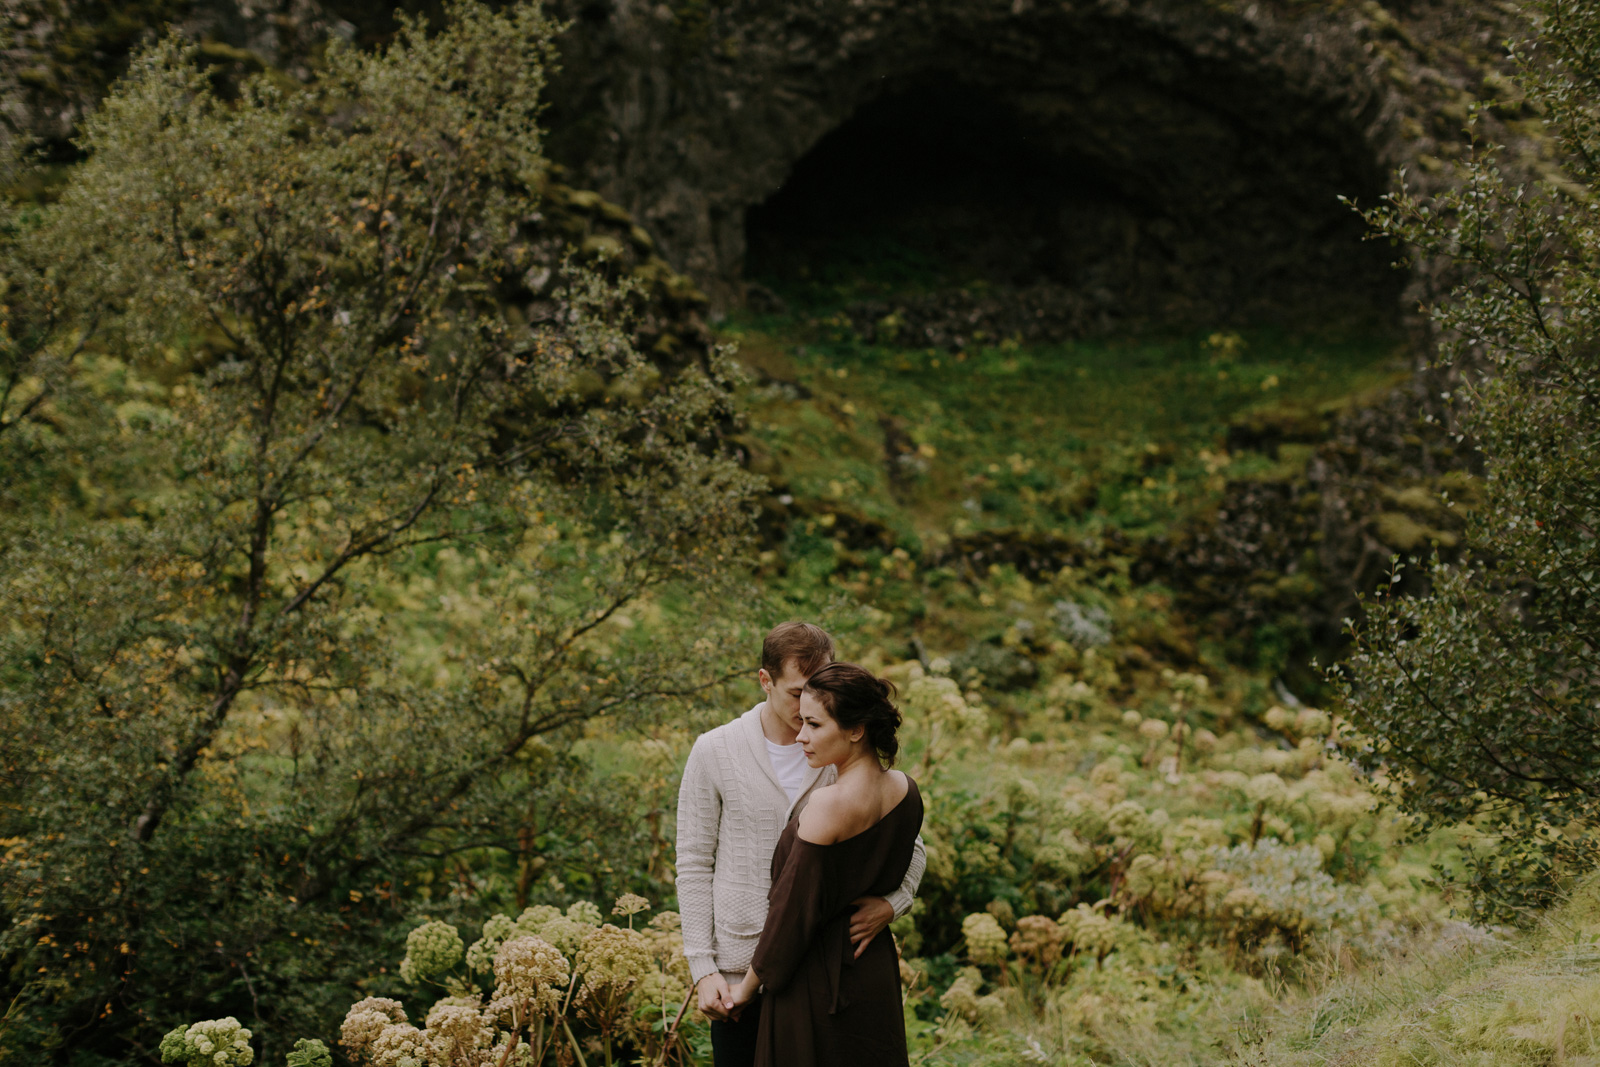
[1340,0,1600,921]
[0,2,756,1060]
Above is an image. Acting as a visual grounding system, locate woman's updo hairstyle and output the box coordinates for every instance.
[803,662,902,766]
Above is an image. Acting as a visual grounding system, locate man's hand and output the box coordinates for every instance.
[696,973,736,1021]
[848,896,895,959]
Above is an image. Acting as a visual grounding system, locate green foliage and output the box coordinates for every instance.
[0,3,756,1061]
[1339,0,1600,922]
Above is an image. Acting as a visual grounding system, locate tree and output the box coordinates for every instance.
[1338,0,1600,922]
[0,3,759,1060]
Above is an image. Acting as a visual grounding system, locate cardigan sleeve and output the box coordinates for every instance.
[675,735,721,985]
[884,834,927,919]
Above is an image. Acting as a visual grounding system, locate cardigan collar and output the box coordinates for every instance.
[739,703,826,820]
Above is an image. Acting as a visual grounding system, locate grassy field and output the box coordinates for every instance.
[729,314,1411,548]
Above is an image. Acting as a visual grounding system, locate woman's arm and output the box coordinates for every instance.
[749,836,833,994]
[730,967,762,1008]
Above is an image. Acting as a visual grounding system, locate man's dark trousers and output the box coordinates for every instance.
[709,993,762,1067]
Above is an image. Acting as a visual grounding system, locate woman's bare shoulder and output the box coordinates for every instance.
[797,785,847,845]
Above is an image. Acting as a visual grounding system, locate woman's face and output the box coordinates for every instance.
[796,690,862,768]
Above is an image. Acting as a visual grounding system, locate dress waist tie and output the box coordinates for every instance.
[824,920,851,1015]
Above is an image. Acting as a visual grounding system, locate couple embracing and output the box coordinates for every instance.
[676,622,926,1067]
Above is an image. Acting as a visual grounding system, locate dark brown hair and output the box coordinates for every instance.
[761,621,835,680]
[803,662,902,766]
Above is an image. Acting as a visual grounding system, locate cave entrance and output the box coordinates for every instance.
[742,73,1404,336]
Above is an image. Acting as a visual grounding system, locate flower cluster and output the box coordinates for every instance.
[1057,904,1121,962]
[340,998,408,1059]
[1009,914,1066,971]
[612,893,650,920]
[159,1018,255,1067]
[284,1039,332,1067]
[489,936,569,1020]
[574,922,654,1037]
[399,921,466,984]
[962,912,1010,966]
[939,968,984,1022]
[327,895,693,1067]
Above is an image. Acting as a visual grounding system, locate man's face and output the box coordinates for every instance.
[760,659,813,730]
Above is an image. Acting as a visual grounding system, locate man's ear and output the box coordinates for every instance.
[758,667,773,692]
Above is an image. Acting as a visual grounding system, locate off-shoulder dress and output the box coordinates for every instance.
[750,775,924,1067]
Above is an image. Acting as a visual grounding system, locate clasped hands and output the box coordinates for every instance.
[697,895,894,1021]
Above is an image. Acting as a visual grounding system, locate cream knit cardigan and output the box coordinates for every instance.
[676,703,927,984]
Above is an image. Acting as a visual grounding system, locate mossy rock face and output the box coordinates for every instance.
[5,0,1538,331]
[1,0,324,163]
[1153,367,1474,675]
[517,172,715,377]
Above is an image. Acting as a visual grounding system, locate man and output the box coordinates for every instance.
[676,622,926,1066]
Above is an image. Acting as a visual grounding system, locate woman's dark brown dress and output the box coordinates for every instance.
[750,776,923,1067]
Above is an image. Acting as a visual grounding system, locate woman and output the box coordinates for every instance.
[726,662,924,1067]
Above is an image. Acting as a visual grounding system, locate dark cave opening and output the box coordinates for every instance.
[743,73,1405,335]
[744,80,1136,293]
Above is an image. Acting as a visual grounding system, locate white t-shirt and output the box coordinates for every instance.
[765,736,810,803]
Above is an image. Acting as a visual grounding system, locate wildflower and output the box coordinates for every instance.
[368,1024,426,1067]
[466,914,517,973]
[566,900,603,926]
[1058,904,1117,961]
[1138,718,1170,742]
[612,893,650,919]
[961,912,1009,966]
[1244,773,1289,809]
[1009,915,1066,969]
[1035,830,1092,880]
[975,992,1009,1028]
[1005,778,1040,807]
[640,920,692,986]
[1106,800,1151,843]
[533,915,588,956]
[1262,705,1293,732]
[1088,759,1122,786]
[490,936,569,1020]
[422,1001,493,1063]
[159,1018,255,1067]
[576,924,652,999]
[939,969,983,1021]
[399,921,465,984]
[285,1039,331,1067]
[513,905,562,935]
[630,970,687,1016]
[341,999,407,1058]
[1192,728,1219,753]
[1295,708,1331,737]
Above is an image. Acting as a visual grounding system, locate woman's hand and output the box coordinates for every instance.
[727,969,762,1013]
